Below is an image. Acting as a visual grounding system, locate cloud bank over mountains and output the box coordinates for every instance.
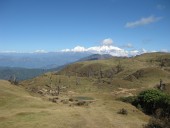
[61,38,150,57]
[61,45,149,57]
[1,38,168,57]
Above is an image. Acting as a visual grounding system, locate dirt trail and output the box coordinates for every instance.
[111,88,137,97]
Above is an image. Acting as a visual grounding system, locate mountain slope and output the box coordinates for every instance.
[57,52,170,88]
[21,52,170,95]
[2,52,170,128]
[78,54,113,62]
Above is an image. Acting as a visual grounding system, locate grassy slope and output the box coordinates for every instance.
[57,52,170,89]
[0,80,149,128]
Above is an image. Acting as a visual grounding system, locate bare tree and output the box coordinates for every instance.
[9,75,18,85]
[116,61,123,73]
[160,59,165,68]
[159,79,165,91]
[57,86,60,95]
[99,67,103,78]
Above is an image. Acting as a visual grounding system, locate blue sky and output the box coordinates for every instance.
[0,0,170,54]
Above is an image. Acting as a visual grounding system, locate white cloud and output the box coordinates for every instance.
[128,49,148,56]
[61,38,128,56]
[61,46,86,52]
[34,50,48,53]
[61,49,70,52]
[0,51,17,53]
[151,50,157,53]
[61,45,128,56]
[129,50,140,56]
[61,38,153,56]
[125,16,162,28]
[102,38,113,46]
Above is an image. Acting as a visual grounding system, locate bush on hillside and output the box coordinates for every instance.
[133,89,170,116]
[117,108,128,115]
[119,89,170,116]
[144,117,170,128]
[120,89,170,127]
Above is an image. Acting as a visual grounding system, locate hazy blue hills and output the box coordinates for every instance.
[0,53,114,81]
[0,52,91,81]
[0,67,47,81]
[0,52,91,69]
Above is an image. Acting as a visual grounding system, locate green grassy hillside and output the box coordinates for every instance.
[57,52,170,88]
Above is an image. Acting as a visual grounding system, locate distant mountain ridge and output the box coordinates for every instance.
[0,52,91,69]
[0,53,112,81]
[1,52,169,81]
[78,54,113,62]
[0,67,46,81]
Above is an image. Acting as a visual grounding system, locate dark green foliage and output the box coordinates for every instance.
[137,89,164,114]
[120,89,170,118]
[144,117,170,128]
[120,89,170,128]
[134,89,170,116]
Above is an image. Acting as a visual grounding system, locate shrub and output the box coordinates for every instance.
[76,101,88,106]
[118,108,128,115]
[144,117,170,128]
[61,99,69,104]
[134,89,170,115]
[69,98,74,102]
[121,89,170,128]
